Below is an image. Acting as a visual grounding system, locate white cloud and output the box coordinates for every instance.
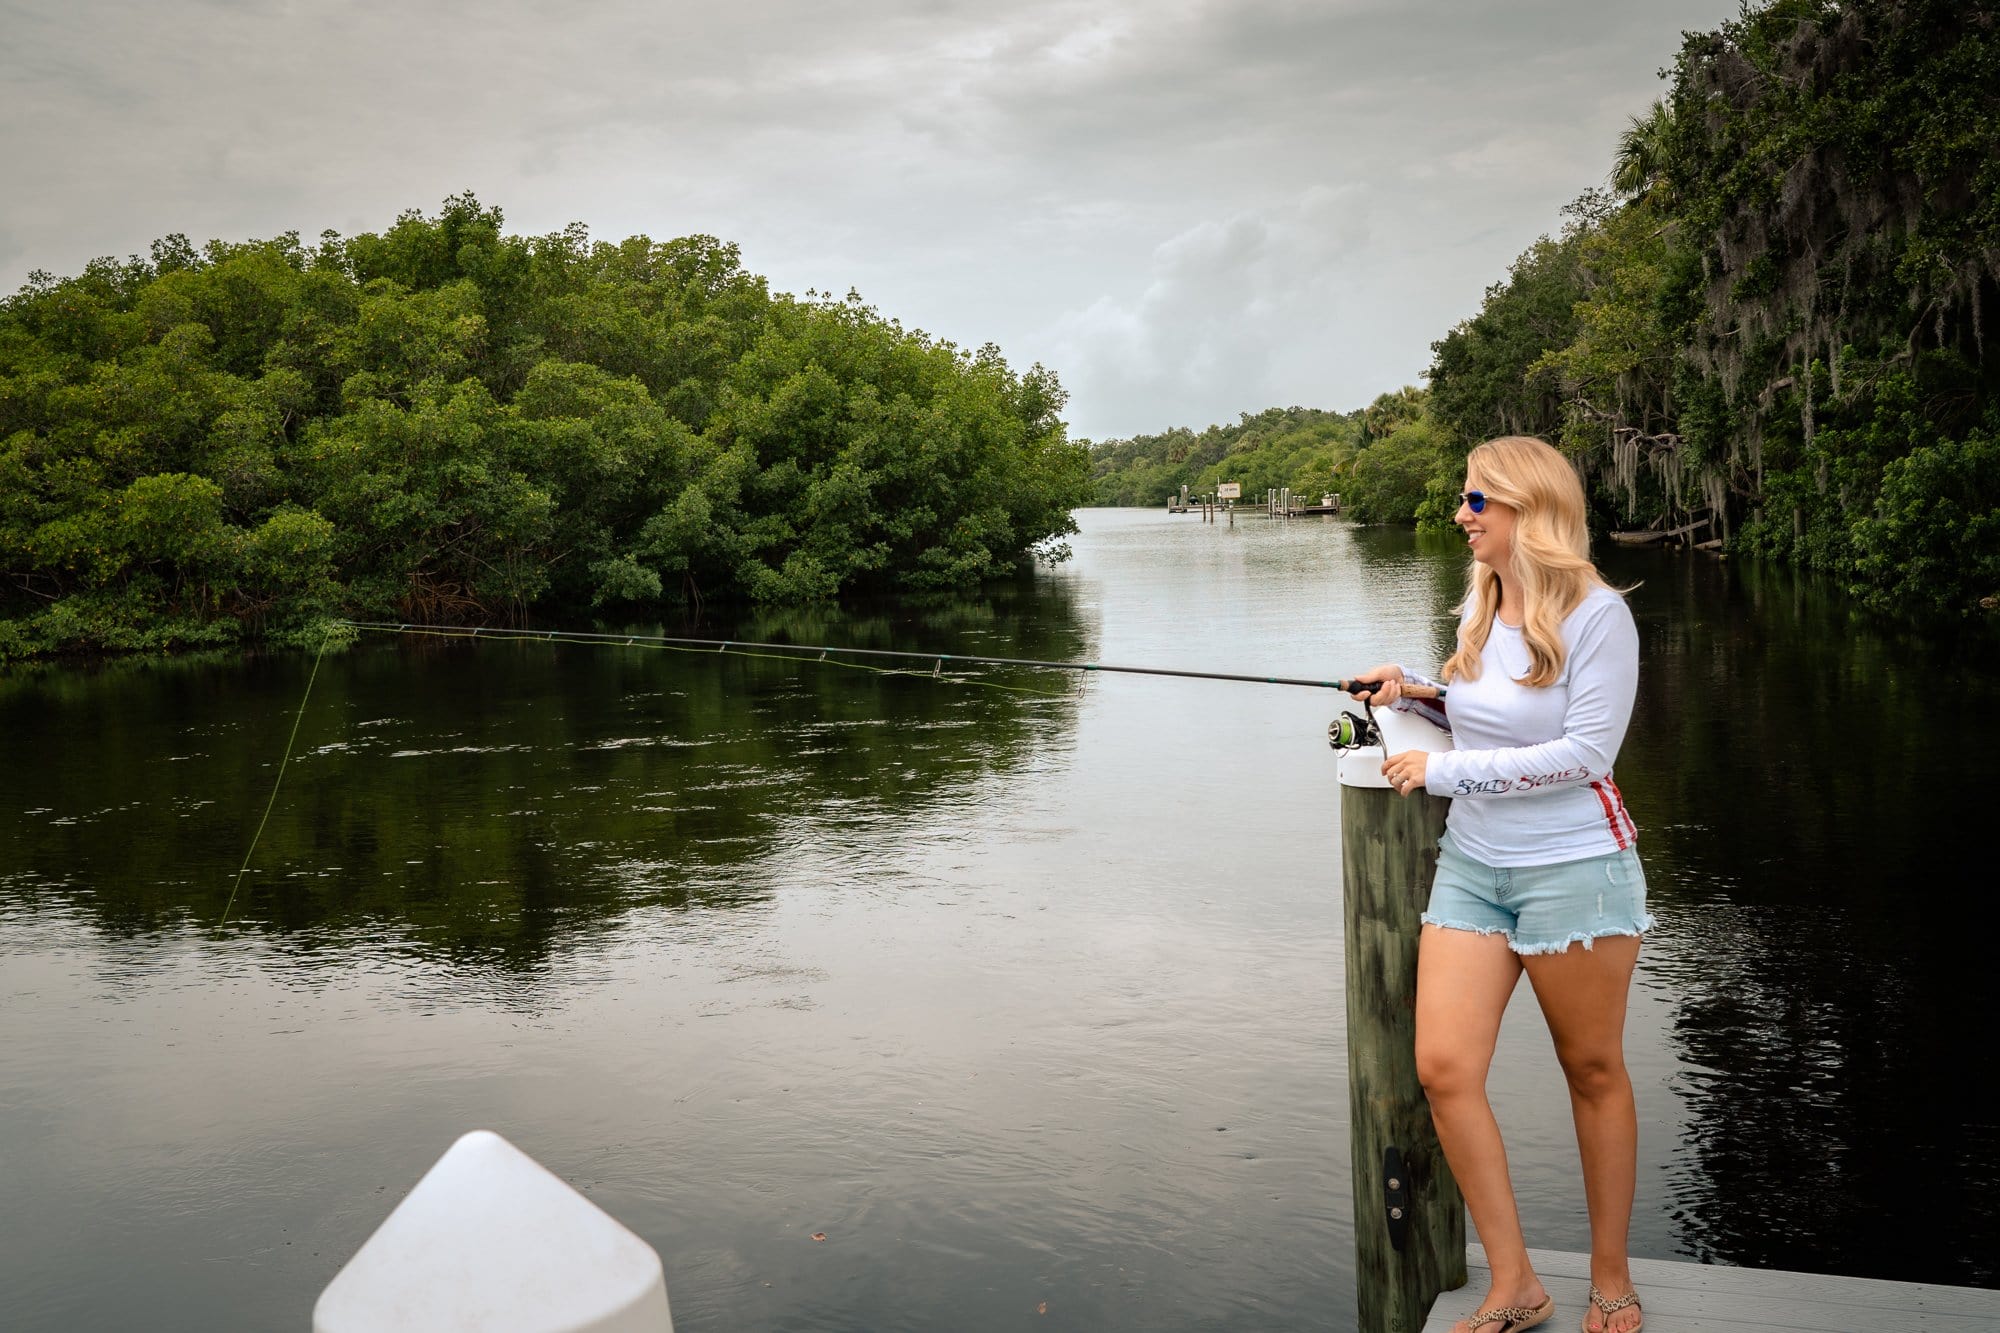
[0,0,1740,439]
[1045,186,1372,436]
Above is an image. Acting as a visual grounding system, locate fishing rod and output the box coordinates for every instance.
[221,622,1440,925]
[337,620,1446,700]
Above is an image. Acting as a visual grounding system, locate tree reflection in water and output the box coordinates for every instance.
[6,526,1999,1304]
[1611,551,1999,1287]
[0,577,1088,980]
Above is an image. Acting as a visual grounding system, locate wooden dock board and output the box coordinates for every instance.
[1424,1245,2000,1331]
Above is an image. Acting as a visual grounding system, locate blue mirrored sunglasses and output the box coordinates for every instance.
[1459,490,1488,514]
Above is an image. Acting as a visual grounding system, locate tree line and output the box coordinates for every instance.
[1092,0,2000,618]
[1084,389,1447,523]
[0,196,1088,658]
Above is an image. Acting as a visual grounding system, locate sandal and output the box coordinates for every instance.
[1583,1285,1643,1332]
[1466,1295,1555,1331]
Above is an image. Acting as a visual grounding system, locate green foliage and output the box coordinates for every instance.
[1086,393,1464,530]
[1427,221,1592,446]
[1851,426,2000,616]
[1610,100,1676,204]
[1531,198,1679,447]
[1414,465,1472,534]
[1421,0,2000,619]
[1358,385,1428,443]
[1087,405,1361,508]
[0,198,1087,658]
[1341,417,1452,525]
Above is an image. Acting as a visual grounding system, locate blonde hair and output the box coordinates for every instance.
[1441,436,1610,688]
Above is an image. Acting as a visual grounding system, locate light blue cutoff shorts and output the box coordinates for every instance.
[1424,830,1655,956]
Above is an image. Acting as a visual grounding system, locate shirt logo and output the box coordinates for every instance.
[1453,765,1591,796]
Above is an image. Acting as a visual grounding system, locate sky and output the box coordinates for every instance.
[0,0,1740,442]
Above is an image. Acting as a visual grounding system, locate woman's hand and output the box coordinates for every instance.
[1348,663,1404,706]
[1382,749,1429,797]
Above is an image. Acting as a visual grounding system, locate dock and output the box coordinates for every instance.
[1424,1245,2000,1331]
[1163,485,1341,517]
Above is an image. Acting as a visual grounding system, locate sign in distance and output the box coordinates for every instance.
[1216,482,1241,500]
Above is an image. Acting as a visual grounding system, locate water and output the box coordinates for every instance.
[2,509,1995,1330]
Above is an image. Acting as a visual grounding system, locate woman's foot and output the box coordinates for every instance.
[1581,1280,1643,1333]
[1455,1282,1554,1332]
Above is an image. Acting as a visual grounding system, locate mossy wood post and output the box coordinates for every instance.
[1342,775,1465,1331]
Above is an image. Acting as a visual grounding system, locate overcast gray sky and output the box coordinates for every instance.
[1,0,1737,441]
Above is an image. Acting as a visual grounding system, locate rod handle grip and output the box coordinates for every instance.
[1339,678,1443,701]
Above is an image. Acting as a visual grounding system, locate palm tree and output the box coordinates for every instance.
[1361,384,1427,441]
[1611,100,1674,201]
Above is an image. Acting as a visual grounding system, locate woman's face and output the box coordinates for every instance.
[1456,474,1516,568]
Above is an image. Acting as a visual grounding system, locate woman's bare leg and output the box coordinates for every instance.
[1521,935,1643,1333]
[1416,925,1546,1329]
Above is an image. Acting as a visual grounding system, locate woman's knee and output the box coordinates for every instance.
[1554,1046,1629,1101]
[1415,1037,1488,1100]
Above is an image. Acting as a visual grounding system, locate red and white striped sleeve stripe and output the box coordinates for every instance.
[1589,777,1637,849]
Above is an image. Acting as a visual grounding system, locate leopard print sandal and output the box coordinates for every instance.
[1465,1295,1554,1331]
[1583,1285,1643,1332]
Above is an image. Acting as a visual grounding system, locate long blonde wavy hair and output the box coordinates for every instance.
[1441,435,1611,688]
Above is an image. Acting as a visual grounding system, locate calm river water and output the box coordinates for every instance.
[3,509,1996,1330]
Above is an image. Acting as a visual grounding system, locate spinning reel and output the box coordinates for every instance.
[1327,701,1382,752]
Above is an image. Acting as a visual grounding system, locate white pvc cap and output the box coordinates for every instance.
[1337,704,1454,789]
[313,1130,673,1333]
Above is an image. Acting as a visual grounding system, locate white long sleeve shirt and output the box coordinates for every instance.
[1409,584,1640,867]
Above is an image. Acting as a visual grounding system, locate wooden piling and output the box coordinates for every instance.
[1341,779,1466,1331]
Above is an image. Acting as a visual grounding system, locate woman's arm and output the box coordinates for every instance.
[1422,597,1637,799]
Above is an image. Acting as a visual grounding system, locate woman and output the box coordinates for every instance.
[1351,436,1650,1333]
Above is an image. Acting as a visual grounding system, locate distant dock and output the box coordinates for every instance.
[1166,485,1340,517]
[1424,1246,2000,1332]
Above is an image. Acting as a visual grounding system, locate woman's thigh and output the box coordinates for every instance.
[1415,923,1524,1084]
[1520,933,1642,1069]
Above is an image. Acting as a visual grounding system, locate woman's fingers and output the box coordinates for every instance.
[1347,677,1401,703]
[1383,750,1425,796]
[1346,663,1407,702]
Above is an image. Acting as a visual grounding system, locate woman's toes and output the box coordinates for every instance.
[1587,1290,1641,1333]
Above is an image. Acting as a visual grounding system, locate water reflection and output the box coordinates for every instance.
[0,579,1087,976]
[1609,549,2000,1287]
[4,515,1998,1332]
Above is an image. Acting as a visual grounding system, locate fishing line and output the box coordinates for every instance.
[343,622,1073,698]
[218,621,1064,923]
[336,620,1442,698]
[219,624,332,927]
[220,620,1440,923]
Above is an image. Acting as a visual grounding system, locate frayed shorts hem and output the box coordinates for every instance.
[1424,830,1653,955]
[1421,912,1658,956]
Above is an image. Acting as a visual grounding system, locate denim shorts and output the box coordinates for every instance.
[1423,830,1656,955]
